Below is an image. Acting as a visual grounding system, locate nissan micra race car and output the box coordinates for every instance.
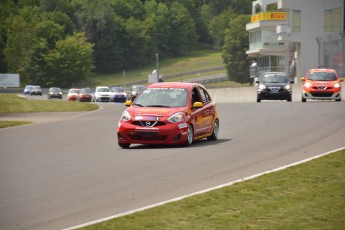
[301,68,344,102]
[117,82,219,148]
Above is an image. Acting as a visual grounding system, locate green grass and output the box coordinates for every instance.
[0,94,99,128]
[0,94,98,113]
[84,50,224,87]
[0,120,33,128]
[81,149,345,230]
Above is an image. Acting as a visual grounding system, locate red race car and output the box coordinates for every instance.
[117,82,219,148]
[301,68,344,102]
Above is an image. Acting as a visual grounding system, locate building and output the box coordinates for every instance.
[246,0,344,82]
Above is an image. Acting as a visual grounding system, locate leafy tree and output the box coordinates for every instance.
[43,33,94,87]
[4,15,36,74]
[144,1,171,57]
[222,15,251,83]
[124,16,150,67]
[168,2,197,56]
[73,0,126,72]
[208,7,236,50]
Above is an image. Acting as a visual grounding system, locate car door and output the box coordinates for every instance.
[198,86,215,134]
[190,86,214,137]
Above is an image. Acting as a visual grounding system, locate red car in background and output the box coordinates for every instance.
[67,88,80,101]
[117,82,219,148]
[301,68,344,102]
[77,88,93,102]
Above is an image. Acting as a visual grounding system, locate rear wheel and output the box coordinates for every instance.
[207,119,219,141]
[118,142,130,148]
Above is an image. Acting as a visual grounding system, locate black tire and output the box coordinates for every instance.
[184,125,194,146]
[257,95,261,103]
[207,119,219,141]
[287,95,292,102]
[118,142,130,148]
[302,96,306,102]
[335,97,341,102]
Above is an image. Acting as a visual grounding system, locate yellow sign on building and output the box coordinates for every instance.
[251,12,287,23]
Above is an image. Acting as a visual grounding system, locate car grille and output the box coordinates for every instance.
[310,92,333,97]
[313,86,329,90]
[129,131,167,141]
[132,121,166,127]
[268,87,283,92]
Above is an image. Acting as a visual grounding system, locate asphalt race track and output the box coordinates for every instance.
[1,101,345,229]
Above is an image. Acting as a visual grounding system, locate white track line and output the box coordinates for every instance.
[63,146,345,230]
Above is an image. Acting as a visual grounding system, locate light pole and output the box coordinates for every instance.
[156,53,159,82]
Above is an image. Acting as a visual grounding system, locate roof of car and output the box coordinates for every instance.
[147,82,203,89]
[309,68,337,73]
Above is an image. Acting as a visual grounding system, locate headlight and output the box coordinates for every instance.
[334,83,340,88]
[284,85,291,90]
[258,84,266,90]
[168,112,185,123]
[120,110,131,121]
[304,82,312,88]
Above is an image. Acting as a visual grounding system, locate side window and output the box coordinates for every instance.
[192,87,201,104]
[199,87,211,104]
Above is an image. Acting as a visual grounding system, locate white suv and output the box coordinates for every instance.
[93,86,112,102]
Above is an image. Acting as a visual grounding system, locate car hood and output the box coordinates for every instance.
[306,80,339,86]
[127,106,185,118]
[95,92,111,95]
[261,82,288,87]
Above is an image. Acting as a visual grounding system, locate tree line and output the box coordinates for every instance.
[0,0,253,88]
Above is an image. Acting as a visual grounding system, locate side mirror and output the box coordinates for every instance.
[255,80,260,84]
[125,100,132,107]
[300,77,305,81]
[339,78,344,82]
[290,81,294,84]
[193,102,203,108]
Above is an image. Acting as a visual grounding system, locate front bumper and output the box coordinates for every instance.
[302,89,341,100]
[48,94,62,99]
[117,121,188,145]
[258,89,292,100]
[95,96,111,102]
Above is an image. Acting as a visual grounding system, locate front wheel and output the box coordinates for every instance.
[257,95,261,103]
[302,96,306,102]
[118,142,130,149]
[184,125,194,146]
[207,119,219,141]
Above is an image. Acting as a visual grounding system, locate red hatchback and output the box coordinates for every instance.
[117,82,219,148]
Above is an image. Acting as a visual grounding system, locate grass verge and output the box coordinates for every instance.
[0,94,98,128]
[0,94,98,113]
[81,149,345,230]
[84,50,223,87]
[0,121,33,128]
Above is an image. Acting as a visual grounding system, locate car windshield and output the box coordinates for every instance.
[80,88,92,94]
[259,74,288,83]
[69,89,79,93]
[132,86,144,92]
[97,88,110,92]
[308,72,337,81]
[33,86,41,89]
[134,88,188,107]
[50,87,61,92]
[112,88,124,93]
